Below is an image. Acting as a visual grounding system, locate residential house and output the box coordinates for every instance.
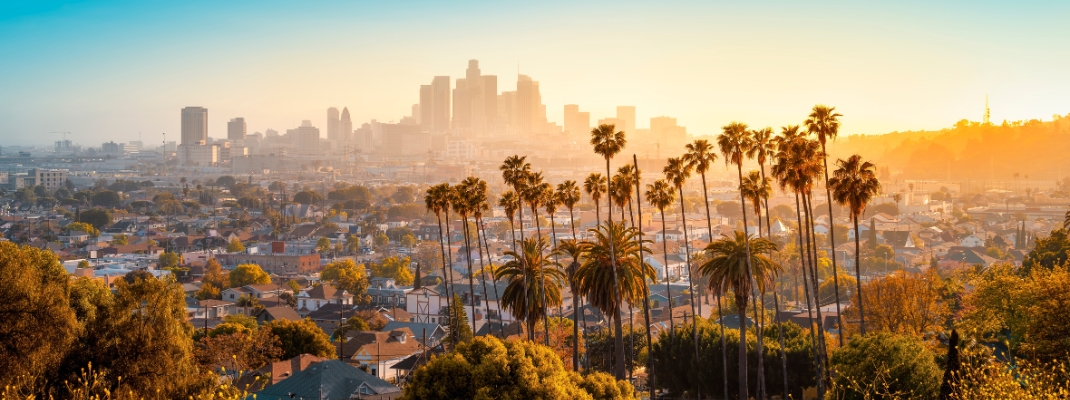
[341,327,423,382]
[297,283,354,314]
[221,283,289,303]
[251,359,401,400]
[254,306,303,324]
[960,235,984,248]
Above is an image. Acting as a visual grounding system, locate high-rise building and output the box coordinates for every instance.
[382,123,429,157]
[431,76,451,133]
[327,107,340,142]
[181,107,208,145]
[420,85,433,132]
[516,75,534,133]
[453,78,469,129]
[564,104,591,138]
[616,106,636,133]
[482,75,497,127]
[340,107,353,143]
[227,117,247,141]
[466,60,484,132]
[651,116,688,148]
[598,117,625,130]
[287,120,321,154]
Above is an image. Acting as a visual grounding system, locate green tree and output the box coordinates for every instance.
[316,236,331,253]
[589,122,628,380]
[203,258,229,289]
[321,259,370,299]
[79,208,112,229]
[195,282,221,300]
[265,318,336,359]
[229,263,271,287]
[829,332,940,400]
[1023,228,1070,272]
[400,233,417,248]
[402,335,636,400]
[226,237,246,253]
[829,154,881,335]
[159,251,180,269]
[111,233,128,245]
[90,190,121,208]
[66,222,100,238]
[371,256,414,286]
[375,232,389,247]
[939,330,961,400]
[292,190,322,204]
[0,243,79,390]
[446,294,474,345]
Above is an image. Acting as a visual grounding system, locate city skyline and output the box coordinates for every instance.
[2,0,1069,146]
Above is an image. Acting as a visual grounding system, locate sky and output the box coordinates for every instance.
[1,0,1068,146]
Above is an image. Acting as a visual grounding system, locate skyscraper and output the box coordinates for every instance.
[465,60,484,132]
[181,107,208,146]
[420,85,433,132]
[287,120,321,154]
[340,107,353,143]
[227,117,246,141]
[327,107,340,142]
[516,75,534,133]
[453,78,469,129]
[564,105,590,138]
[482,75,497,127]
[431,76,450,133]
[616,106,636,133]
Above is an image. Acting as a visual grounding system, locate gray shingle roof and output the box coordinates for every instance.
[251,359,399,399]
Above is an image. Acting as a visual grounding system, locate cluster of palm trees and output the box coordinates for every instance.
[423,104,882,400]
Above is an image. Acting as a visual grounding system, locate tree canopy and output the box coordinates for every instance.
[229,263,271,287]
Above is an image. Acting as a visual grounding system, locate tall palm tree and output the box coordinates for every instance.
[424,184,454,343]
[584,173,607,225]
[614,163,639,382]
[553,238,586,372]
[829,154,881,336]
[589,123,628,379]
[499,190,520,252]
[466,178,501,338]
[740,171,772,237]
[522,171,553,343]
[772,127,829,396]
[543,186,562,345]
[645,179,676,339]
[556,180,581,239]
[718,121,765,400]
[699,231,783,400]
[663,156,702,400]
[498,237,566,337]
[683,138,730,400]
[611,173,631,223]
[452,179,480,335]
[630,153,656,400]
[805,105,846,347]
[501,156,532,339]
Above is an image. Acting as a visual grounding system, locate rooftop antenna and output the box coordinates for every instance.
[984,95,991,125]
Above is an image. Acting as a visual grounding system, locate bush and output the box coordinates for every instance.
[830,332,940,400]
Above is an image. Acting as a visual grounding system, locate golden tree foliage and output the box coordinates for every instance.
[533,317,586,371]
[949,339,1070,399]
[402,335,635,400]
[228,263,270,287]
[842,270,949,338]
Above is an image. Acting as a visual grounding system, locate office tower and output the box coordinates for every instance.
[598,117,625,130]
[498,91,516,128]
[431,76,451,133]
[453,78,469,129]
[382,123,429,157]
[651,116,688,148]
[420,85,433,132]
[411,104,420,124]
[517,75,534,133]
[482,75,497,126]
[181,107,208,145]
[227,117,247,141]
[564,105,591,138]
[616,106,636,133]
[327,107,340,142]
[287,120,321,154]
[340,107,353,143]
[466,60,484,132]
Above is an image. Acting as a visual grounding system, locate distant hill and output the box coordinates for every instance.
[826,114,1070,183]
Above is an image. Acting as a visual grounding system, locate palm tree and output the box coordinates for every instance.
[629,153,657,400]
[584,173,607,224]
[772,126,829,396]
[805,105,846,347]
[498,237,566,337]
[719,121,768,399]
[699,231,783,400]
[452,179,480,335]
[501,156,532,339]
[589,123,628,379]
[645,179,676,339]
[611,173,632,223]
[543,185,562,345]
[663,156,703,399]
[683,138,730,400]
[553,238,586,372]
[424,184,455,343]
[556,180,581,239]
[740,171,772,237]
[829,154,881,336]
[499,190,520,252]
[467,178,501,338]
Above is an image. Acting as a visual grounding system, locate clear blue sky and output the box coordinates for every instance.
[1,0,1068,146]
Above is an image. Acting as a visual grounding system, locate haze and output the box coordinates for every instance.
[2,0,1069,145]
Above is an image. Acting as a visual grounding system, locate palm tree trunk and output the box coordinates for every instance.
[550,213,561,346]
[514,185,531,341]
[436,214,453,327]
[462,216,479,336]
[478,217,504,336]
[606,158,625,380]
[759,163,788,399]
[567,205,582,372]
[532,206,550,347]
[738,299,750,400]
[795,193,824,399]
[474,216,497,337]
[661,209,674,342]
[853,214,866,335]
[803,193,832,392]
[443,210,456,345]
[675,186,702,400]
[631,154,656,400]
[736,164,760,400]
[820,149,845,347]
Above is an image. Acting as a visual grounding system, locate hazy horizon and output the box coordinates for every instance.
[2,0,1069,146]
